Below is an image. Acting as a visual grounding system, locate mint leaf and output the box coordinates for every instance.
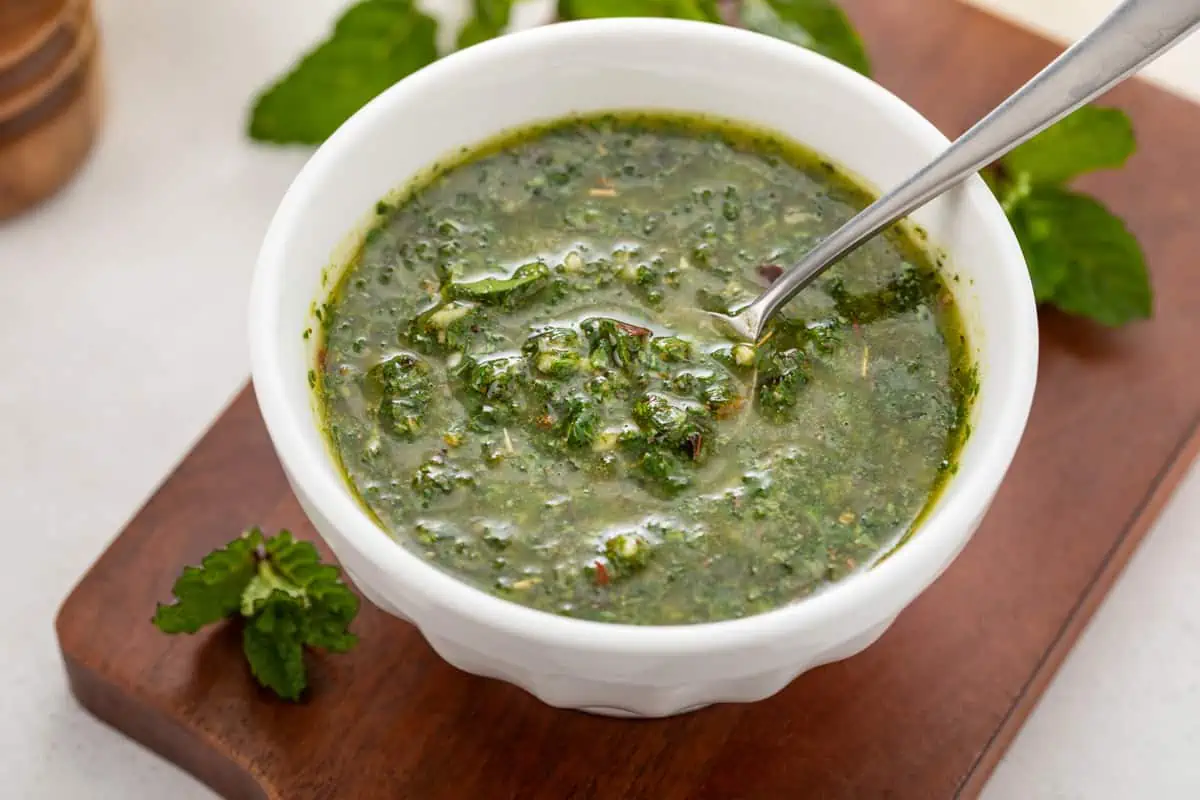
[1001,106,1135,186]
[1015,186,1151,325]
[240,562,306,617]
[239,532,360,698]
[154,528,359,700]
[242,595,309,701]
[1009,201,1066,302]
[152,528,263,634]
[739,0,870,76]
[248,0,439,145]
[457,0,514,49]
[988,105,1150,325]
[305,591,361,653]
[263,531,360,652]
[558,0,720,23]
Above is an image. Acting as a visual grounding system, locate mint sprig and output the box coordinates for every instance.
[737,0,869,75]
[557,0,719,22]
[152,530,261,634]
[999,105,1136,186]
[457,0,517,49]
[1011,185,1151,324]
[247,2,1153,326]
[153,528,360,701]
[247,0,438,146]
[987,106,1151,325]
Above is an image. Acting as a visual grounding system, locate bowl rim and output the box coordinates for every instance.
[249,18,1038,655]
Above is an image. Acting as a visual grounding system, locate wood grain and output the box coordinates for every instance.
[56,1,1200,797]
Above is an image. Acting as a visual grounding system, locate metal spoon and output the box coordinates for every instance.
[717,0,1200,342]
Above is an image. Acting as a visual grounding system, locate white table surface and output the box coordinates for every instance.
[2,1,1197,796]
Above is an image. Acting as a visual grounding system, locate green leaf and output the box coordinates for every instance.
[248,0,439,145]
[368,353,434,439]
[262,531,361,653]
[557,0,721,24]
[1010,208,1067,303]
[1015,186,1152,325]
[240,562,307,617]
[739,0,870,76]
[1001,106,1135,186]
[242,594,309,701]
[152,528,263,634]
[448,261,551,307]
[457,0,515,49]
[154,527,359,700]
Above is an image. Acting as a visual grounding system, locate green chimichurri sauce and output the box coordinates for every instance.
[317,112,976,625]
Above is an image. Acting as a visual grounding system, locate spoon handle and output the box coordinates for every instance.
[740,0,1200,340]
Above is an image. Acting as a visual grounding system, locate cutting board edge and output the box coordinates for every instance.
[58,648,267,800]
[54,390,1200,800]
[52,382,272,800]
[956,412,1200,796]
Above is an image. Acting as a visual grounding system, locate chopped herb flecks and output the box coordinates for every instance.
[316,112,974,625]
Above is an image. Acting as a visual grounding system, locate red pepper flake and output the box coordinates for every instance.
[757,263,783,284]
[615,321,652,338]
[714,396,746,419]
[593,561,610,586]
[685,432,704,461]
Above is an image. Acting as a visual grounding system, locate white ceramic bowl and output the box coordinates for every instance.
[249,18,1038,717]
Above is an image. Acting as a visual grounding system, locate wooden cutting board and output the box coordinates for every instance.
[55,1,1200,797]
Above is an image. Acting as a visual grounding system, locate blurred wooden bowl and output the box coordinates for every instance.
[0,0,102,219]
